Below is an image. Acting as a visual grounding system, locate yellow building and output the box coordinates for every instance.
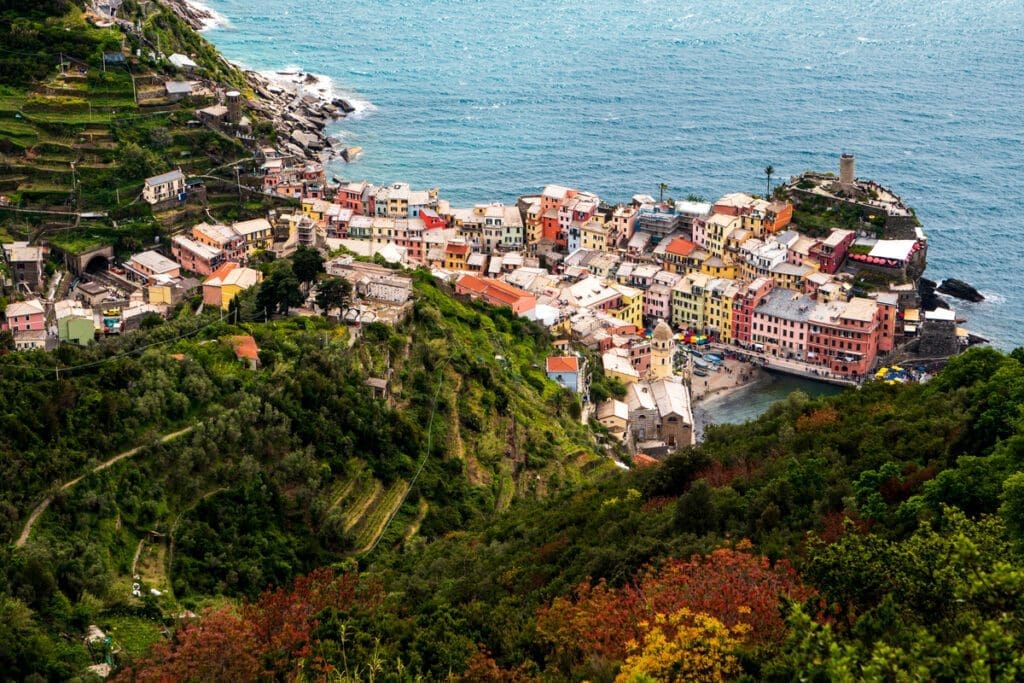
[202,262,264,310]
[701,255,737,279]
[608,283,643,328]
[702,213,740,258]
[705,278,739,342]
[232,218,274,255]
[602,348,640,384]
[671,272,711,331]
[580,218,609,252]
[301,198,328,225]
[770,262,816,292]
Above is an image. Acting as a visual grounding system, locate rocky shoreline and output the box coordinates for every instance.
[160,0,356,163]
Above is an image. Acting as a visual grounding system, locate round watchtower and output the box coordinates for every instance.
[839,153,856,188]
[226,90,242,124]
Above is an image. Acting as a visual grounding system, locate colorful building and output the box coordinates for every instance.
[546,355,584,393]
[202,262,263,310]
[454,273,537,315]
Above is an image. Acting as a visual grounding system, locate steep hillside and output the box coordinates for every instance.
[0,273,607,678]
[0,0,274,255]
[104,346,1024,681]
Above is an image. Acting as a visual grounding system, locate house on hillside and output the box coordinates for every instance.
[230,335,260,370]
[142,169,186,205]
[2,242,47,292]
[55,300,95,346]
[4,299,45,333]
[546,356,586,394]
[125,251,180,285]
[164,81,194,102]
[169,53,199,73]
[203,262,262,310]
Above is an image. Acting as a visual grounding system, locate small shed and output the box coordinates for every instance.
[230,335,261,370]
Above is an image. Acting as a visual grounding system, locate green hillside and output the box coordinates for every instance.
[0,0,273,251]
[0,271,611,679]
[80,346,1024,681]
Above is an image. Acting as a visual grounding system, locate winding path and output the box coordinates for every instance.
[14,427,194,548]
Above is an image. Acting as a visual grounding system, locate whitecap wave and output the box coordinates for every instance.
[258,66,377,117]
[184,0,231,32]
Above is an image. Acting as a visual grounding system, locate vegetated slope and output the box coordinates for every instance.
[0,276,603,678]
[117,346,1024,681]
[0,0,271,252]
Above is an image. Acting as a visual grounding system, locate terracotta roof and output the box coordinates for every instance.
[204,261,238,285]
[458,275,533,309]
[665,237,696,257]
[633,454,661,468]
[230,335,260,362]
[445,242,470,256]
[546,356,579,373]
[455,273,489,294]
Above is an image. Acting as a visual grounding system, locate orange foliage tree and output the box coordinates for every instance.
[119,568,383,682]
[536,542,814,674]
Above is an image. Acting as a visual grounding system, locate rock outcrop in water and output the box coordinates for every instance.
[937,278,985,303]
[918,277,949,311]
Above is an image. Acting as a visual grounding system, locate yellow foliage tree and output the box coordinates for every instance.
[616,608,749,683]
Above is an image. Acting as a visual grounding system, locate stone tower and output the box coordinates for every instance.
[651,319,674,380]
[226,90,242,124]
[839,153,855,188]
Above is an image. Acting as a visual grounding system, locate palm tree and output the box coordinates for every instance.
[764,165,775,198]
[658,182,669,203]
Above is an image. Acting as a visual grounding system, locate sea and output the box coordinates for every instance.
[196,0,1024,423]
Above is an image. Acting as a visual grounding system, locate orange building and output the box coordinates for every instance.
[455,274,537,315]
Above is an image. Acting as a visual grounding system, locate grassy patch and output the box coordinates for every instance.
[102,616,165,660]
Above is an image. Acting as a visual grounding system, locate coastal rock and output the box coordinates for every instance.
[937,278,985,303]
[918,277,949,311]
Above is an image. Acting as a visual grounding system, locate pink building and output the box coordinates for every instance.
[807,298,884,379]
[644,283,673,321]
[4,299,45,332]
[172,235,223,276]
[629,340,652,376]
[750,288,814,360]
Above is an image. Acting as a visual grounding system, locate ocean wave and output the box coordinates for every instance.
[258,66,377,117]
[185,0,231,32]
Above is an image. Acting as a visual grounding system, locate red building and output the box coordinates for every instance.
[731,277,774,345]
[420,208,446,230]
[540,185,576,245]
[335,181,372,215]
[809,229,855,275]
[807,297,884,379]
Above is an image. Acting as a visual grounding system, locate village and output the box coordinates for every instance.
[0,4,974,458]
[1,147,974,456]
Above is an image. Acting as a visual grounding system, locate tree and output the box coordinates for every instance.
[658,183,669,204]
[764,164,775,198]
[1000,472,1024,543]
[616,609,747,683]
[315,277,352,315]
[255,262,303,317]
[536,543,813,674]
[291,246,325,287]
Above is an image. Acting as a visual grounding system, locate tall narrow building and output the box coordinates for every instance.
[651,318,674,380]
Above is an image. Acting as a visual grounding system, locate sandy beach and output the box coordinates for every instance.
[685,354,765,402]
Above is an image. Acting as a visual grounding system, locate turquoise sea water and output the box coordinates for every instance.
[693,373,843,439]
[199,0,1024,349]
